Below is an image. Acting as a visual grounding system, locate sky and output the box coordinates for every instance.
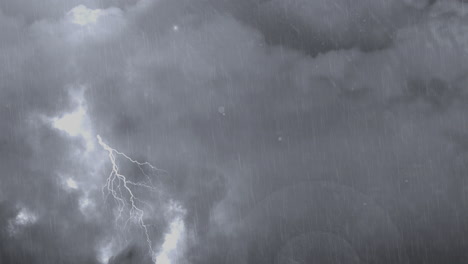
[1,0,468,263]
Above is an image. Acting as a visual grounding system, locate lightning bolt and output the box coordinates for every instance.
[97,134,165,262]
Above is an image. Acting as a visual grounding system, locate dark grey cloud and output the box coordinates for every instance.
[108,244,153,264]
[2,0,468,263]
[221,0,425,55]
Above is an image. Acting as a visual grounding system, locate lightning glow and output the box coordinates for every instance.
[97,135,165,262]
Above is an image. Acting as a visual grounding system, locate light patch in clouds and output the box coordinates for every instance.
[15,208,37,226]
[53,105,87,136]
[68,5,102,26]
[155,202,187,264]
[155,217,186,264]
[52,88,94,150]
[78,196,97,218]
[66,178,78,189]
[98,241,114,264]
[8,208,38,236]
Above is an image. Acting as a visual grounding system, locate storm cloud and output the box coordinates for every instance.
[2,0,468,263]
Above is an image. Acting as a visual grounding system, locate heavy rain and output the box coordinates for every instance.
[1,0,468,263]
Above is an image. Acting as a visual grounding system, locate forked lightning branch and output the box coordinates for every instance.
[97,135,164,261]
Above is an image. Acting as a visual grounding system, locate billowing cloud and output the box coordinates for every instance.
[2,0,468,263]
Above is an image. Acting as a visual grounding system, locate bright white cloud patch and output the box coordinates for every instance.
[8,208,38,236]
[53,106,86,136]
[68,5,102,26]
[154,202,187,264]
[62,4,125,43]
[155,217,186,264]
[52,88,94,150]
[15,208,37,226]
[66,178,78,189]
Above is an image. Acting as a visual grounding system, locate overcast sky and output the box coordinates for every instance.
[2,0,468,263]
